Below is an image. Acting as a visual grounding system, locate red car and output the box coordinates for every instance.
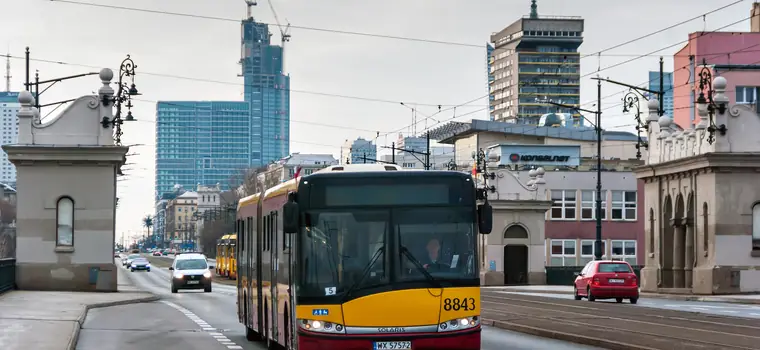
[573,260,639,304]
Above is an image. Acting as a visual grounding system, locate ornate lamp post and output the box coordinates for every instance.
[100,55,139,145]
[695,60,728,145]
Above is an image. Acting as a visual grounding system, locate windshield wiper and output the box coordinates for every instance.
[399,246,442,289]
[340,246,385,302]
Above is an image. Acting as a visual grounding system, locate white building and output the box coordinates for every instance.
[340,137,377,165]
[0,92,20,185]
[260,153,338,188]
[379,146,455,170]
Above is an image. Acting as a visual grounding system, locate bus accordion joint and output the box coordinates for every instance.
[283,191,299,234]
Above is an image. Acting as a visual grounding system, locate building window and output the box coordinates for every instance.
[550,190,576,220]
[550,239,576,266]
[736,86,758,104]
[611,240,636,265]
[56,196,74,246]
[702,202,709,255]
[752,203,760,250]
[580,240,606,265]
[649,208,655,254]
[581,190,606,220]
[611,191,637,221]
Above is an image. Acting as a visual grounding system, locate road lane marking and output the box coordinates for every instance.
[161,300,244,349]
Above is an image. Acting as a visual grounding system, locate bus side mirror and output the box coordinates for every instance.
[283,192,299,234]
[477,202,493,234]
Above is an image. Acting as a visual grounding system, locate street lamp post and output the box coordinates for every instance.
[100,55,140,145]
[543,79,604,260]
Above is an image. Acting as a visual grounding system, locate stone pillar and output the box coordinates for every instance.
[684,218,695,289]
[672,218,686,288]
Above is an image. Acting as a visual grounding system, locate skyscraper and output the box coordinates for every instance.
[487,44,495,120]
[488,0,584,125]
[0,92,19,185]
[155,15,290,199]
[240,17,290,164]
[648,71,673,118]
[155,101,250,197]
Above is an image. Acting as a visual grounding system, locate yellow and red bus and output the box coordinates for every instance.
[236,164,492,350]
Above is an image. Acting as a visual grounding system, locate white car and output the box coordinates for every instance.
[169,253,213,293]
[123,253,140,267]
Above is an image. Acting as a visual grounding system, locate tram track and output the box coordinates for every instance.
[480,292,760,350]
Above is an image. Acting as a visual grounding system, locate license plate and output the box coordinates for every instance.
[609,279,625,283]
[187,280,200,285]
[374,341,411,350]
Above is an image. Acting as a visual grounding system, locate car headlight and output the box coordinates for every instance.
[174,273,184,279]
[145,264,150,267]
[438,316,480,333]
[297,319,345,334]
[203,271,211,278]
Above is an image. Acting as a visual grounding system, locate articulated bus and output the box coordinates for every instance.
[236,164,493,350]
[216,234,238,279]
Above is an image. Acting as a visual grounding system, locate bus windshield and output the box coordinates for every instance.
[297,207,477,299]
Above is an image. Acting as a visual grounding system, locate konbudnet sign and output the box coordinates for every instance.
[488,144,581,167]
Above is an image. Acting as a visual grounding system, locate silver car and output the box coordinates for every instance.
[130,257,151,272]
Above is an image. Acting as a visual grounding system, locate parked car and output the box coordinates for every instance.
[573,260,639,304]
[130,257,151,272]
[169,253,212,293]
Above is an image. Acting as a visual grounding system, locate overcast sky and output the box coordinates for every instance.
[0,0,752,241]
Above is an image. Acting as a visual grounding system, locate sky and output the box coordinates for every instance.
[0,0,753,242]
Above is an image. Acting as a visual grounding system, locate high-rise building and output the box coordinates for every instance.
[0,92,19,185]
[488,0,584,125]
[155,14,290,199]
[155,101,250,197]
[240,17,290,164]
[648,71,673,118]
[340,138,377,165]
[487,44,495,120]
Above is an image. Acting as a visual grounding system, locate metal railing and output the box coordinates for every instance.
[0,258,15,294]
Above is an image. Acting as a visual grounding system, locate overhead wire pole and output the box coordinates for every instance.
[542,96,603,261]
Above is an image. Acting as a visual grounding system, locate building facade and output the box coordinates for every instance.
[340,137,377,164]
[487,43,495,120]
[637,76,760,294]
[164,191,198,250]
[673,5,760,128]
[154,101,250,197]
[379,146,455,170]
[0,92,19,185]
[259,153,338,188]
[488,0,584,125]
[430,120,645,285]
[648,71,673,118]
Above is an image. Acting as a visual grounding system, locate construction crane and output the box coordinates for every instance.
[244,0,256,19]
[266,0,290,158]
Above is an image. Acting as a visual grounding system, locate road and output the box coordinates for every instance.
[499,291,760,319]
[85,258,602,350]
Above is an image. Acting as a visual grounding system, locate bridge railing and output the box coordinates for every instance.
[0,258,15,294]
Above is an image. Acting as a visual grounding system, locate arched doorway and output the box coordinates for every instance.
[503,224,529,285]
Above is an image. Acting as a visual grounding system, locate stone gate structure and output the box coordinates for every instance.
[636,76,760,294]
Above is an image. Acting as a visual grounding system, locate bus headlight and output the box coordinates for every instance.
[297,319,345,334]
[438,315,479,332]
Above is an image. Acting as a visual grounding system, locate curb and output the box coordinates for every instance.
[499,289,760,305]
[483,318,653,350]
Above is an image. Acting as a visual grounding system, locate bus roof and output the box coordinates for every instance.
[307,169,472,181]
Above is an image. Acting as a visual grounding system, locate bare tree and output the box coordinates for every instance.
[199,218,234,258]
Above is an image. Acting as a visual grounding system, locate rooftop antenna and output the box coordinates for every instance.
[4,50,10,92]
[245,0,257,19]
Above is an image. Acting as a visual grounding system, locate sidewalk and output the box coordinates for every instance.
[484,285,760,305]
[0,265,159,350]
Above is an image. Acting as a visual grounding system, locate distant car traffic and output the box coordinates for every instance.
[152,251,162,257]
[130,257,151,272]
[573,260,639,304]
[169,253,212,293]
[123,254,141,268]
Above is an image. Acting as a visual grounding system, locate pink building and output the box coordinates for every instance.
[673,3,760,128]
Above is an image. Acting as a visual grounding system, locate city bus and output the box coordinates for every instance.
[215,235,229,276]
[236,164,493,350]
[216,234,237,278]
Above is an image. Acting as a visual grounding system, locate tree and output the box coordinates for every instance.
[199,217,234,258]
[142,215,153,248]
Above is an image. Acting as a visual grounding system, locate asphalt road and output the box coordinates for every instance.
[498,291,760,319]
[111,259,602,350]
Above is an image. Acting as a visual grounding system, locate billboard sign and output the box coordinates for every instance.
[488,144,581,167]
